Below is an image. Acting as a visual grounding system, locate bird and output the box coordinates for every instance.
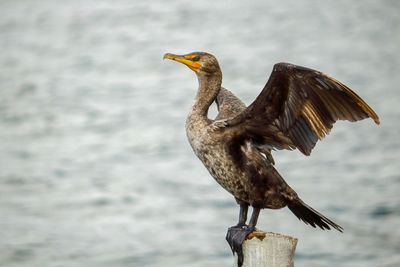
[163,51,380,266]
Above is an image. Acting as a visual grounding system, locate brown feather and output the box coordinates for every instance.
[223,63,380,155]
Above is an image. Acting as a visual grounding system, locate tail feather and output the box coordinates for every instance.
[288,198,343,232]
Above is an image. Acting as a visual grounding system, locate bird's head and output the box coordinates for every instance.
[163,52,221,76]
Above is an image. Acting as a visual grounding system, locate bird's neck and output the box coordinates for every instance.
[192,71,222,117]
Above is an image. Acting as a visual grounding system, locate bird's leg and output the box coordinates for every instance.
[248,207,260,230]
[226,205,261,267]
[229,199,249,227]
[237,202,248,226]
[226,201,249,251]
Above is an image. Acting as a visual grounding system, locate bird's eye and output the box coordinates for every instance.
[192,55,201,61]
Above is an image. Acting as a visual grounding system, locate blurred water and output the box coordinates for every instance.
[1,1,399,267]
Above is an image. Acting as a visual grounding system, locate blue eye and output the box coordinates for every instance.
[192,55,201,61]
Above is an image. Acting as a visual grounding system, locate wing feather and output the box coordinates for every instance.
[222,63,380,155]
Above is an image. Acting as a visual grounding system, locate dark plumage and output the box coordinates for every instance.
[164,52,379,266]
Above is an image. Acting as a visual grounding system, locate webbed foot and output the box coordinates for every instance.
[226,224,255,267]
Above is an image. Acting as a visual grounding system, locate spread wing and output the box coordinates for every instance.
[222,63,380,155]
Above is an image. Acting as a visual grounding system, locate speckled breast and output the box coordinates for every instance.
[185,117,249,202]
[197,143,250,201]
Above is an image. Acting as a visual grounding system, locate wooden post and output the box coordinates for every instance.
[234,231,298,267]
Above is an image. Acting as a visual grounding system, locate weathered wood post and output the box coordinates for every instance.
[233,231,297,267]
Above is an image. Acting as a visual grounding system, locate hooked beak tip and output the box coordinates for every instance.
[163,53,175,60]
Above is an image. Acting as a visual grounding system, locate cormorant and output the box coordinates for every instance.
[164,52,380,266]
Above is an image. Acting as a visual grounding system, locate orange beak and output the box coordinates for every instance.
[163,53,202,72]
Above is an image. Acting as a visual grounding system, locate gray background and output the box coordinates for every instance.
[1,1,399,267]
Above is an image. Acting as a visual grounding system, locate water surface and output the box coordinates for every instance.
[1,1,399,267]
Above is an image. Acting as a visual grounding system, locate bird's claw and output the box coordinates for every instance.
[226,225,255,267]
[211,119,228,131]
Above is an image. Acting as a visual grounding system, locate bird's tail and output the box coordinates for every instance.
[287,198,343,232]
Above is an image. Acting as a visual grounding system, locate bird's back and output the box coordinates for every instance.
[215,87,247,120]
